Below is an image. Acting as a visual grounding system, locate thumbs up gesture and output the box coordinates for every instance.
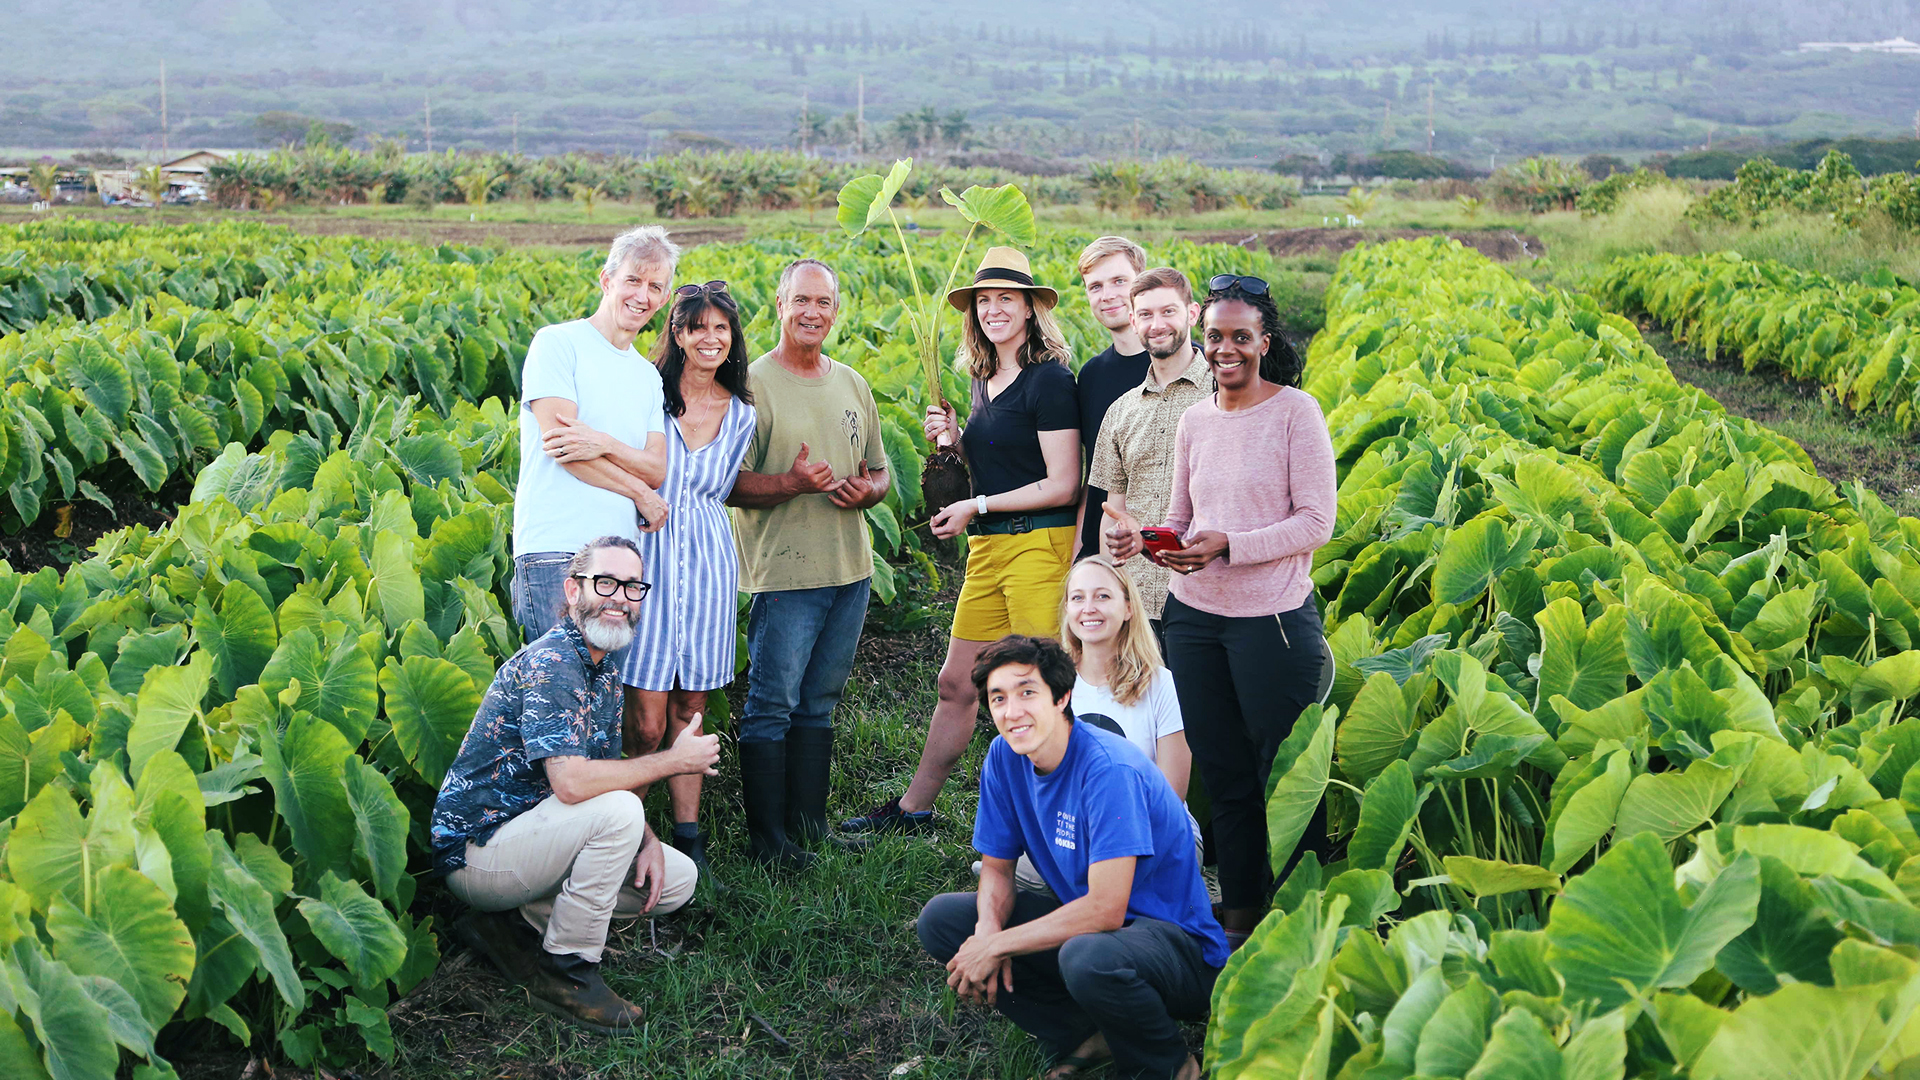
[785,441,836,494]
[669,713,721,777]
[1102,500,1144,562]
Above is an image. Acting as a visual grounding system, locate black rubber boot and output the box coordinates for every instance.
[784,725,834,844]
[670,827,728,897]
[451,908,544,984]
[523,950,645,1036]
[739,739,816,870]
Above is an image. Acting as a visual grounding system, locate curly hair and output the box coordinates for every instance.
[957,291,1072,380]
[652,286,754,417]
[1198,281,1303,388]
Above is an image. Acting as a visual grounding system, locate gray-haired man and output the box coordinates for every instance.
[433,537,721,1034]
[510,225,681,646]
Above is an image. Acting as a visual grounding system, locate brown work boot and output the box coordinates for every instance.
[451,909,544,984]
[523,949,645,1035]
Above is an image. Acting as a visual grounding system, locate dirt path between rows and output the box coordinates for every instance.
[277,217,750,250]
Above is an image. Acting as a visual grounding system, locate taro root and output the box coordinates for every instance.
[920,444,972,513]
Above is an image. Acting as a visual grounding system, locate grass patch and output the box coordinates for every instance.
[1641,324,1920,519]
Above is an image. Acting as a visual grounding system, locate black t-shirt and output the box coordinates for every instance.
[961,360,1079,523]
[1074,345,1151,554]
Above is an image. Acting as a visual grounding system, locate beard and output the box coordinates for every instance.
[573,598,637,652]
[1146,333,1191,360]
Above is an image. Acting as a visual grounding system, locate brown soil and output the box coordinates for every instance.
[1182,227,1546,261]
[274,217,749,250]
[1,471,190,574]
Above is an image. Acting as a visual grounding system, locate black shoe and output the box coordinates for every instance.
[452,909,544,984]
[739,740,817,870]
[838,795,936,835]
[524,949,645,1036]
[670,827,728,896]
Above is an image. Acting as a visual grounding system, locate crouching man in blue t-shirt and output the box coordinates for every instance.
[916,635,1228,1080]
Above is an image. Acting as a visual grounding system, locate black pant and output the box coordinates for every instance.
[917,891,1217,1080]
[1162,593,1329,908]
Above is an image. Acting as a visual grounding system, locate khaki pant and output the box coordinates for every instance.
[446,791,698,963]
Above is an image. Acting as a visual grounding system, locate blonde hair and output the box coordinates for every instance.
[1059,556,1162,707]
[1077,235,1147,278]
[959,291,1072,381]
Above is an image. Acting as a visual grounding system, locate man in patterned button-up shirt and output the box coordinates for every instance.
[431,536,722,1035]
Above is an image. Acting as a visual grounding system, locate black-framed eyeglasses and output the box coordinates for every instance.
[572,574,651,602]
[1208,274,1270,297]
[674,280,730,299]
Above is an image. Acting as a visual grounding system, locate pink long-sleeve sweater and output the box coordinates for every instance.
[1162,386,1337,618]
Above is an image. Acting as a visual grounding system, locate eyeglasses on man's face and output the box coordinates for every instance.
[572,573,651,602]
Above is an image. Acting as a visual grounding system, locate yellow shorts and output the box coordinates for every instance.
[950,526,1076,642]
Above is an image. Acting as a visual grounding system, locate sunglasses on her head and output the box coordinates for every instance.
[1207,274,1270,297]
[674,280,730,299]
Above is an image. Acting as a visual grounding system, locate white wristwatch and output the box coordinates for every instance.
[975,495,989,516]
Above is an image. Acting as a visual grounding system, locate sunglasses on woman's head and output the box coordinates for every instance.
[1208,274,1270,297]
[674,280,730,299]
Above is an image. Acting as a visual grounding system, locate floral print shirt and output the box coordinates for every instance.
[430,617,623,873]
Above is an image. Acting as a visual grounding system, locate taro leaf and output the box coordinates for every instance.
[347,993,395,1060]
[1433,515,1538,605]
[1729,823,1901,902]
[1427,733,1547,780]
[1445,856,1562,898]
[194,580,278,699]
[1266,704,1334,878]
[46,866,194,1029]
[392,434,463,487]
[1625,577,1723,682]
[7,769,137,912]
[835,158,913,236]
[1690,978,1910,1080]
[1412,974,1499,1078]
[184,912,258,1021]
[297,872,407,991]
[1348,759,1426,872]
[1560,1009,1629,1080]
[1852,652,1920,715]
[1205,894,1346,1077]
[190,443,281,512]
[259,627,379,744]
[1716,854,1843,994]
[0,713,28,820]
[134,751,209,932]
[205,833,302,1010]
[1487,929,1561,998]
[380,655,480,788]
[342,757,408,905]
[0,1009,52,1080]
[256,711,355,883]
[8,939,120,1080]
[56,339,133,422]
[1382,965,1452,1070]
[393,912,441,996]
[1335,671,1417,784]
[368,530,425,631]
[1354,632,1451,684]
[1545,833,1761,1010]
[1533,599,1628,722]
[125,652,213,783]
[1463,1008,1561,1080]
[1323,868,1399,927]
[108,625,188,696]
[1612,745,1745,843]
[938,184,1037,246]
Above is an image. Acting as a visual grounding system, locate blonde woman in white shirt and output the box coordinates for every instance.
[1059,556,1193,798]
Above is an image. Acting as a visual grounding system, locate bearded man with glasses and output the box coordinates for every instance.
[430,536,723,1035]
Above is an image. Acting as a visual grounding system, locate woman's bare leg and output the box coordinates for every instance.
[663,687,708,825]
[900,636,990,814]
[624,686,668,801]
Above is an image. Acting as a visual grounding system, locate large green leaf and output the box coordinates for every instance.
[0,1009,52,1080]
[1413,974,1499,1078]
[1561,1009,1629,1080]
[342,757,408,905]
[368,530,425,631]
[1444,856,1562,898]
[1207,894,1347,1078]
[1853,651,1920,714]
[1534,599,1628,721]
[1625,577,1724,682]
[55,339,133,422]
[7,939,121,1080]
[1381,965,1452,1070]
[296,872,407,991]
[1334,671,1416,784]
[1267,704,1335,877]
[1546,833,1761,1009]
[256,711,356,883]
[46,865,194,1029]
[193,580,278,699]
[1546,748,1631,874]
[1691,978,1916,1080]
[1717,854,1843,994]
[258,627,379,744]
[6,767,137,913]
[133,751,209,933]
[1433,515,1539,605]
[1348,759,1425,872]
[834,158,912,235]
[124,652,212,783]
[204,833,302,1010]
[380,654,480,787]
[1612,745,1744,842]
[1463,1008,1561,1080]
[939,183,1037,246]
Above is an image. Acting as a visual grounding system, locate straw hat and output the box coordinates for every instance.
[945,246,1059,311]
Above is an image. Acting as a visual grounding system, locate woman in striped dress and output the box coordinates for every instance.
[622,280,756,882]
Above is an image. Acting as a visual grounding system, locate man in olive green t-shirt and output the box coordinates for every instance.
[725,258,890,866]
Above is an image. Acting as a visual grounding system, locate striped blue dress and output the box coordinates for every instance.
[622,396,756,692]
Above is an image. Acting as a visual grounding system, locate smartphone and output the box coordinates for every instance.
[1139,526,1183,565]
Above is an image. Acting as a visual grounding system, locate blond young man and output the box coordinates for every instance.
[1072,236,1150,559]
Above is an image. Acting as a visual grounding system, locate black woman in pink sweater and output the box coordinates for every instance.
[1103,275,1336,947]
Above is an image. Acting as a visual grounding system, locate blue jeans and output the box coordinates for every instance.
[739,578,871,743]
[512,552,574,644]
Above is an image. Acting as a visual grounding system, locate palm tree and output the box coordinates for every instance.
[135,165,173,208]
[27,163,59,204]
[678,172,722,218]
[785,172,828,222]
[1340,185,1380,222]
[570,182,607,219]
[455,170,502,207]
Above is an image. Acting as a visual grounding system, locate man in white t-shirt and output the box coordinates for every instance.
[510,226,679,647]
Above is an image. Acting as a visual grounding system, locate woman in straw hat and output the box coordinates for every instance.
[841,246,1082,834]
